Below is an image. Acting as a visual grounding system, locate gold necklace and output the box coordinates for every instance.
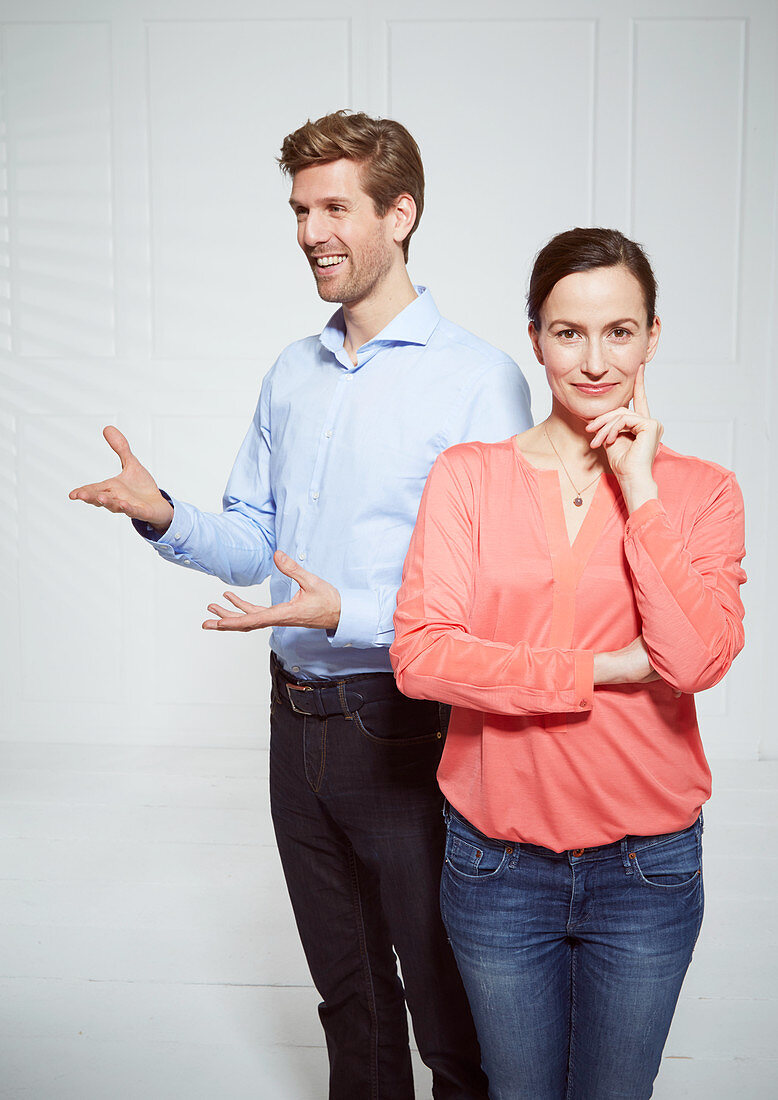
[545,430,602,507]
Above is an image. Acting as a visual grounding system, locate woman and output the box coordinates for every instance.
[389,228,746,1099]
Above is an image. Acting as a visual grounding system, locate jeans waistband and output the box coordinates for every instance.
[270,652,397,719]
[446,803,702,863]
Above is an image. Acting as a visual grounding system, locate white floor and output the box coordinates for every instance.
[1,746,776,1098]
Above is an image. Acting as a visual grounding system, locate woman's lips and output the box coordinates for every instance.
[573,383,618,394]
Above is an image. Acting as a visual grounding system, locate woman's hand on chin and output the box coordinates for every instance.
[585,364,662,512]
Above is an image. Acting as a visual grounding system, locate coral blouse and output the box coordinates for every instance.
[390,437,746,851]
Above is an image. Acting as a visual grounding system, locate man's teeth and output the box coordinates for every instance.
[316,256,346,267]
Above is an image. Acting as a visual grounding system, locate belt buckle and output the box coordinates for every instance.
[286,682,313,715]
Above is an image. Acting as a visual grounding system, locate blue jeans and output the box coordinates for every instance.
[440,806,704,1100]
[269,656,488,1100]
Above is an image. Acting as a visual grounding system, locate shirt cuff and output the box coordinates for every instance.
[329,588,382,649]
[132,492,196,557]
[574,650,594,710]
[624,498,665,539]
[132,489,175,544]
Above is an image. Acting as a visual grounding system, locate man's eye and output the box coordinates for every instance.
[329,205,345,214]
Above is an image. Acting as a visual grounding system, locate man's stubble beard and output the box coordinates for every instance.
[313,228,396,306]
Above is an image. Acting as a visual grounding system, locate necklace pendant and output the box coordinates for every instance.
[573,496,584,507]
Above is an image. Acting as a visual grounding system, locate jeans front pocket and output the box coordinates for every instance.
[443,810,511,883]
[353,695,443,746]
[630,819,703,891]
[445,831,509,881]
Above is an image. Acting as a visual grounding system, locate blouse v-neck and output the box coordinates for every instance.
[512,436,624,651]
[512,436,621,550]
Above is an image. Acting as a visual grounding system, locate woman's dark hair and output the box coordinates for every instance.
[527,228,657,328]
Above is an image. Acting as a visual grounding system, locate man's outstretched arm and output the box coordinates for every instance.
[69,380,278,589]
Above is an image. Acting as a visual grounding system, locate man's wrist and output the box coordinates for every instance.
[151,498,174,534]
[325,593,341,632]
[328,588,381,648]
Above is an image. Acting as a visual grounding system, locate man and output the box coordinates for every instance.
[70,110,532,1099]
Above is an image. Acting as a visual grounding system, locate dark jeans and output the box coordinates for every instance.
[269,654,488,1100]
[441,805,704,1099]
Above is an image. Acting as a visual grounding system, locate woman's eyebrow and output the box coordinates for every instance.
[547,317,641,328]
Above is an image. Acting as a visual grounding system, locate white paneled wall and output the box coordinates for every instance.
[1,0,776,1096]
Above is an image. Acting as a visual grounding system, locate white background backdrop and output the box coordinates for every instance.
[1,0,777,1096]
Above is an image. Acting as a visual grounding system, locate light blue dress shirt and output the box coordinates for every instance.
[142,287,532,676]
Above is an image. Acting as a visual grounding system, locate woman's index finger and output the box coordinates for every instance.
[632,363,651,417]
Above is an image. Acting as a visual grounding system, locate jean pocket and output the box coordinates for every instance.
[630,823,702,890]
[444,827,509,882]
[353,696,443,746]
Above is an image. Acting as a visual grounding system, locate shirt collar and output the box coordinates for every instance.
[319,286,440,359]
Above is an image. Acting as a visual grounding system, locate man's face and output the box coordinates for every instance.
[289,159,399,305]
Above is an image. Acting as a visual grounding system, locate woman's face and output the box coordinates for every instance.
[528,264,661,422]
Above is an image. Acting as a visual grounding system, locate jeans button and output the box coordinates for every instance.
[572,848,585,857]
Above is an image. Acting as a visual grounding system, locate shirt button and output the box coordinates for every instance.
[298,552,306,561]
[312,492,319,501]
[325,430,333,438]
[292,666,300,673]
[174,532,181,540]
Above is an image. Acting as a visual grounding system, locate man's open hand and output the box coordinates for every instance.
[69,426,173,532]
[203,550,341,633]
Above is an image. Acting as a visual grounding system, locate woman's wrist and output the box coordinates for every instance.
[593,652,616,685]
[594,636,656,686]
[618,477,658,514]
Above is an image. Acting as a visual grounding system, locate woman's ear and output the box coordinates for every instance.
[528,321,544,365]
[644,315,662,364]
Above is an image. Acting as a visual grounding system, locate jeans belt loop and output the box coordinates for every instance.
[620,837,635,874]
[342,688,364,716]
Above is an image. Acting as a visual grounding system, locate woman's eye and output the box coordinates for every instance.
[558,329,577,340]
[611,328,630,339]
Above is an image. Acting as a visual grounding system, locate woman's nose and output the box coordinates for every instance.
[582,342,608,377]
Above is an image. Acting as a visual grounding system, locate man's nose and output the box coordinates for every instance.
[301,210,329,248]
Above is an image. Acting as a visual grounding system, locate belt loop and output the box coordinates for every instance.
[620,837,634,874]
[336,681,349,715]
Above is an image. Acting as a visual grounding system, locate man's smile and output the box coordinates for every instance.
[313,254,347,268]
